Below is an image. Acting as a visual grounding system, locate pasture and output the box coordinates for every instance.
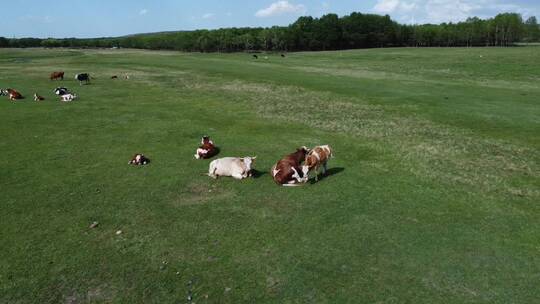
[1,47,539,303]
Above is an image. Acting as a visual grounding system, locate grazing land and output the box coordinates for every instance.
[1,47,539,303]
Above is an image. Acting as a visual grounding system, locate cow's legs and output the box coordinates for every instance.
[232,173,244,180]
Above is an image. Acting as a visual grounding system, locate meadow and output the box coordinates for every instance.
[1,47,539,303]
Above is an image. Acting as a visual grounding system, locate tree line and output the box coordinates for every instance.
[1,12,539,51]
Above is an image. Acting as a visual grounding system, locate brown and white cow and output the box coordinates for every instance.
[271,147,310,186]
[33,93,45,101]
[194,136,218,159]
[128,153,150,165]
[304,145,333,181]
[7,89,23,101]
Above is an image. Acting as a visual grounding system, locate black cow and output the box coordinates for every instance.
[54,87,70,96]
[252,54,258,59]
[75,73,90,85]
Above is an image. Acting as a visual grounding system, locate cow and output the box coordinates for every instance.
[54,87,70,96]
[281,54,286,57]
[207,157,256,180]
[111,75,118,79]
[50,71,64,80]
[128,153,150,165]
[271,147,310,186]
[0,89,8,96]
[75,73,90,85]
[304,145,333,181]
[33,93,45,101]
[60,93,77,102]
[7,89,23,101]
[194,136,218,159]
[252,54,258,59]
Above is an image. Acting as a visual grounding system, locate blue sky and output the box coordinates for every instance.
[1,0,539,38]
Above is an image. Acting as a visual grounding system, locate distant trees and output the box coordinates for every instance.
[1,12,539,51]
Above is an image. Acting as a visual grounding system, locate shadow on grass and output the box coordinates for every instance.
[310,167,345,184]
[250,169,266,179]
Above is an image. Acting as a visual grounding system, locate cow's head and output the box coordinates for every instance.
[242,156,257,170]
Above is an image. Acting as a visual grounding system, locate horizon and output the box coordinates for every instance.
[2,0,539,39]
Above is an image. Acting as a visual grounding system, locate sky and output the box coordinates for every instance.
[1,0,539,38]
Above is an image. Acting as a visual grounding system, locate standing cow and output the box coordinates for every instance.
[304,145,333,181]
[271,147,310,186]
[50,71,64,80]
[75,73,90,85]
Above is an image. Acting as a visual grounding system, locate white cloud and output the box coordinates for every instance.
[373,0,537,24]
[202,13,215,19]
[139,9,148,16]
[255,1,306,18]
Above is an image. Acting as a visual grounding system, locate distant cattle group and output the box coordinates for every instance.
[2,70,130,103]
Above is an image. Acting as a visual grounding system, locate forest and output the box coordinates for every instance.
[1,12,539,52]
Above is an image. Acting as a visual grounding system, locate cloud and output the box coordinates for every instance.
[255,1,306,18]
[373,0,538,24]
[139,9,148,16]
[202,13,215,19]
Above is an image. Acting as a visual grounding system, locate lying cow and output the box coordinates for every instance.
[271,147,310,186]
[304,145,333,181]
[54,87,70,96]
[60,93,77,102]
[33,93,45,101]
[50,71,64,80]
[194,136,218,159]
[7,89,23,101]
[207,157,256,180]
[128,153,150,165]
[75,73,90,85]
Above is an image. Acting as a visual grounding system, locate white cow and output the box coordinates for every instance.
[208,157,256,180]
[60,93,77,102]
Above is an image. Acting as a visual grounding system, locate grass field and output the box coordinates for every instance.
[1,47,539,303]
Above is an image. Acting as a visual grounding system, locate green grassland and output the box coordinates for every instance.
[1,47,539,303]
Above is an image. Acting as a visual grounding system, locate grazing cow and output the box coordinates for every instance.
[54,87,70,96]
[194,136,218,159]
[281,54,285,57]
[75,73,90,85]
[124,74,130,80]
[128,153,150,165]
[207,157,256,180]
[304,145,333,181]
[33,93,45,101]
[60,93,77,102]
[50,71,64,80]
[7,89,23,101]
[252,54,258,59]
[271,147,310,186]
[111,75,118,79]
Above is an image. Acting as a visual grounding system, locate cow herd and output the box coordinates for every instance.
[189,136,333,186]
[3,70,335,187]
[1,71,96,103]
